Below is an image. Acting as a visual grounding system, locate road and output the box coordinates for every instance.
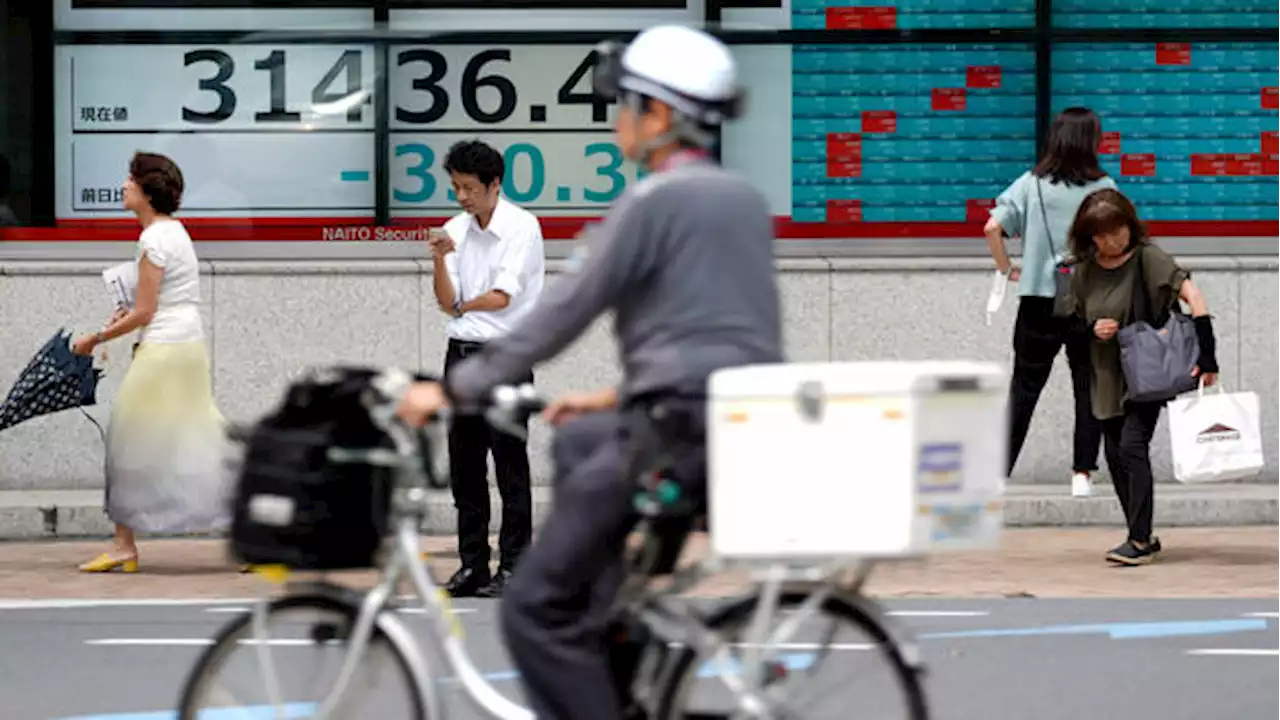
[0,597,1275,720]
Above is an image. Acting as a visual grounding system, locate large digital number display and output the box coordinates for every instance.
[54,43,641,219]
[389,46,608,130]
[57,45,378,217]
[388,45,642,216]
[44,0,1279,237]
[71,46,376,130]
[1053,41,1279,222]
[391,134,642,213]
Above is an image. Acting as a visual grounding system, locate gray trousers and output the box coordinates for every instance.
[500,410,636,720]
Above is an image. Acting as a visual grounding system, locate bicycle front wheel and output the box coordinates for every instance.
[178,587,426,720]
[654,591,928,720]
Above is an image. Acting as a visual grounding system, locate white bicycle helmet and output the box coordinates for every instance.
[592,25,746,150]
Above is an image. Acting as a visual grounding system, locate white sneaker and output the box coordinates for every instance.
[1071,472,1093,498]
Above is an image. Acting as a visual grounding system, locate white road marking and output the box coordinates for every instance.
[1186,648,1279,657]
[87,638,216,646]
[1241,612,1279,619]
[781,609,988,618]
[203,606,475,615]
[0,598,256,610]
[86,637,876,651]
[396,607,476,615]
[666,641,874,651]
[736,642,874,651]
[0,597,478,613]
[85,638,343,647]
[887,610,990,618]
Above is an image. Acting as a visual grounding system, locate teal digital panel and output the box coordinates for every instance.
[1054,42,1280,222]
[1053,0,1279,29]
[791,0,1035,30]
[791,43,1036,223]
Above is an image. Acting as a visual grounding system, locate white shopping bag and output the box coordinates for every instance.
[1167,382,1265,483]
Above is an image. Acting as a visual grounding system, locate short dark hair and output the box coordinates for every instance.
[129,151,184,214]
[442,140,504,187]
[1033,107,1106,186]
[1069,188,1149,261]
[0,154,11,198]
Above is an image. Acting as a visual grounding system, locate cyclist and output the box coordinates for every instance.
[396,24,782,720]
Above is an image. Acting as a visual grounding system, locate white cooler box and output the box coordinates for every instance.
[707,361,1007,561]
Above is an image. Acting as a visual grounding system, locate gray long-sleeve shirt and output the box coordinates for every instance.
[448,158,783,404]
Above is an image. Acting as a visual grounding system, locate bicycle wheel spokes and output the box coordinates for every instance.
[661,595,927,720]
[183,604,420,719]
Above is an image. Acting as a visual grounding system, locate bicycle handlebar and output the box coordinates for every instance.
[482,383,547,441]
[225,368,548,493]
[227,368,698,529]
[372,375,548,489]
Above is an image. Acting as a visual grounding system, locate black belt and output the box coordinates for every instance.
[624,388,707,411]
[448,338,487,358]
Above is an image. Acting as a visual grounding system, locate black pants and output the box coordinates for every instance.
[501,402,706,720]
[444,339,533,572]
[1101,403,1162,543]
[1007,296,1103,476]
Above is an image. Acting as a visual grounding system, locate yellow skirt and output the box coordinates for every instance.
[104,341,229,533]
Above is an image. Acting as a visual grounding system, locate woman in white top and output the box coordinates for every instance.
[71,152,225,573]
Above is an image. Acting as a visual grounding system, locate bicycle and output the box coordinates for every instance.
[177,367,931,720]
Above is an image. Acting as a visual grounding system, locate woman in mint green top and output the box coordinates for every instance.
[985,107,1115,497]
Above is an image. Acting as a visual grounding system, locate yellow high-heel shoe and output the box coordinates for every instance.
[79,554,139,573]
[238,564,292,584]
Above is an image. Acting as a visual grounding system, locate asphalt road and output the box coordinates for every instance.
[0,598,1275,720]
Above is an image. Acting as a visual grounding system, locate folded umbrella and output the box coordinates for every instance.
[0,328,105,436]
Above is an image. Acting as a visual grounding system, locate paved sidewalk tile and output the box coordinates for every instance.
[0,528,1274,601]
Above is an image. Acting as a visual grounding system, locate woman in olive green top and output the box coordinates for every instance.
[1067,189,1219,566]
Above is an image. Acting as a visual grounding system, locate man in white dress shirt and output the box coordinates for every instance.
[430,140,545,598]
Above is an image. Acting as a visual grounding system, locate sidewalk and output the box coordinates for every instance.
[0,484,1276,540]
[0,528,1274,601]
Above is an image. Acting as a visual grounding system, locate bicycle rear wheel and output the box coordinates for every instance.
[654,591,928,720]
[178,586,426,720]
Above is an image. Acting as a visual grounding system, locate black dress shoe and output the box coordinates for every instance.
[475,568,512,599]
[445,566,491,598]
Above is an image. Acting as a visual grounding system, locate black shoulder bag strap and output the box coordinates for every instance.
[1035,177,1077,318]
[1128,245,1151,326]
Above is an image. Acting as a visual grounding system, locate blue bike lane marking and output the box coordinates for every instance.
[53,618,1272,720]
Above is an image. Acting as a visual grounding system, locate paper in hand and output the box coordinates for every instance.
[985,269,1008,327]
[102,261,138,310]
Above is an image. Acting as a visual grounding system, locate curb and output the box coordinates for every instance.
[0,485,1274,541]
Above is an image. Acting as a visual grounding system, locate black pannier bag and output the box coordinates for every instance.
[229,366,397,571]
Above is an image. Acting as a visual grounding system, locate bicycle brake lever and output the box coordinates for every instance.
[485,406,530,442]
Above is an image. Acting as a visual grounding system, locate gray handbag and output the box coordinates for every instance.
[1117,247,1200,404]
[1034,179,1076,318]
